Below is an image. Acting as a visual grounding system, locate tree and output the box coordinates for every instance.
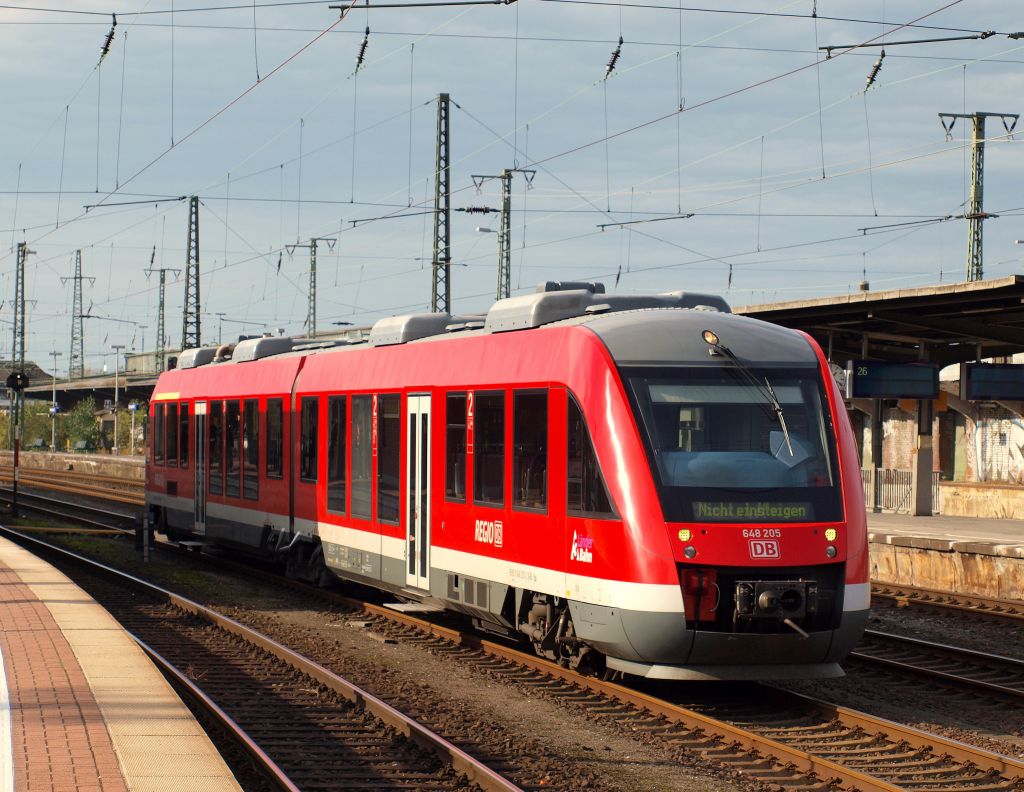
[64,397,100,451]
[22,400,54,449]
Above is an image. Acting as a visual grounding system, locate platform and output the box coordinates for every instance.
[0,534,242,792]
[868,512,1024,557]
[867,513,1024,601]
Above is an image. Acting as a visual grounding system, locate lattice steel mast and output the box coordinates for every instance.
[181,196,201,349]
[145,253,181,373]
[12,243,29,373]
[939,111,1019,281]
[496,170,512,300]
[431,93,451,313]
[60,250,91,380]
[470,168,536,301]
[287,237,335,338]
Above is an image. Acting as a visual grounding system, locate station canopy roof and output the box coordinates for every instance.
[735,275,1024,367]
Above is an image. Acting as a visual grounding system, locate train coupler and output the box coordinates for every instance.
[734,580,818,620]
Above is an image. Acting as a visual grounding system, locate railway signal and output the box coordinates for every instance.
[6,370,29,519]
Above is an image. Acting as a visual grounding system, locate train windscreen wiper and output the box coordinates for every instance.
[700,329,794,457]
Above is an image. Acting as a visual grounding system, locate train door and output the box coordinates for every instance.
[194,402,207,535]
[405,394,431,590]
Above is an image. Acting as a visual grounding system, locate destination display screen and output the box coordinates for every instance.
[845,360,939,400]
[694,502,813,522]
[962,362,1024,401]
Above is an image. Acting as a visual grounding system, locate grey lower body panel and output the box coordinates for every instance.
[160,504,194,536]
[575,598,869,676]
[606,657,846,681]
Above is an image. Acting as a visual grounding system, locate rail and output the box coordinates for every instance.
[0,526,523,792]
[871,581,1024,622]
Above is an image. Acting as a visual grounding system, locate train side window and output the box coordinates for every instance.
[225,400,241,497]
[474,391,505,507]
[243,400,259,500]
[567,394,616,517]
[327,396,347,514]
[513,391,547,511]
[266,398,283,478]
[179,403,190,468]
[377,395,400,524]
[166,403,179,467]
[299,396,318,483]
[209,402,223,495]
[154,404,165,465]
[445,393,467,502]
[351,395,372,519]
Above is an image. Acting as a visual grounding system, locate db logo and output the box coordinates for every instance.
[749,539,781,559]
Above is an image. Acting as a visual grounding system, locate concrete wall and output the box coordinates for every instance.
[939,481,1024,519]
[870,540,1023,601]
[0,450,144,481]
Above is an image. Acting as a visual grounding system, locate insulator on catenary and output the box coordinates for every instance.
[865,49,885,90]
[461,206,496,214]
[99,14,117,63]
[355,26,370,72]
[604,36,623,80]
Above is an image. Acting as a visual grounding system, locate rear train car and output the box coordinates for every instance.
[146,282,868,679]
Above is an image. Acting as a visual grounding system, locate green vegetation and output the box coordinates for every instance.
[5,396,148,454]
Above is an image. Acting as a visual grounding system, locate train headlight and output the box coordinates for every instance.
[684,546,697,559]
[678,529,692,542]
[825,528,837,541]
[701,329,719,346]
[825,545,837,558]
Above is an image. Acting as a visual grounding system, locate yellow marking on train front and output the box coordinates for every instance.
[152,391,180,401]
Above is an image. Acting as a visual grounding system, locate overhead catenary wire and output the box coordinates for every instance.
[7,2,361,270]
[114,29,128,188]
[525,0,968,172]
[6,0,999,280]
[8,0,1011,336]
[2,0,1003,38]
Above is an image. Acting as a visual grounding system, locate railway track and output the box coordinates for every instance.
[20,524,1021,792]
[9,487,1024,788]
[0,486,137,531]
[0,464,143,506]
[354,604,1024,792]
[0,526,520,792]
[872,581,1024,623]
[851,629,1024,702]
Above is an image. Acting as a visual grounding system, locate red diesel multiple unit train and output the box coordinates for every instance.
[146,282,868,679]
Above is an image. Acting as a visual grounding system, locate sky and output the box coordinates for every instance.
[1,0,1022,376]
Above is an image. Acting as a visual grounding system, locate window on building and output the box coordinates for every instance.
[299,397,318,482]
[513,391,547,510]
[445,393,467,501]
[567,395,615,516]
[179,403,190,468]
[327,396,347,513]
[266,398,283,478]
[351,396,372,519]
[154,404,165,465]
[226,400,241,497]
[209,402,223,495]
[474,392,505,506]
[377,395,400,524]
[166,403,178,467]
[243,400,259,499]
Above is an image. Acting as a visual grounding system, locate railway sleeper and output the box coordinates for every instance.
[842,756,950,769]
[885,767,1009,781]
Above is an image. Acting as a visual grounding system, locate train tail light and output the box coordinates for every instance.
[680,568,718,623]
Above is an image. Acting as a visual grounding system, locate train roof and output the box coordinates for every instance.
[169,281,817,378]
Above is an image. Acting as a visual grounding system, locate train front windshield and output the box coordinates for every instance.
[627,366,843,523]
